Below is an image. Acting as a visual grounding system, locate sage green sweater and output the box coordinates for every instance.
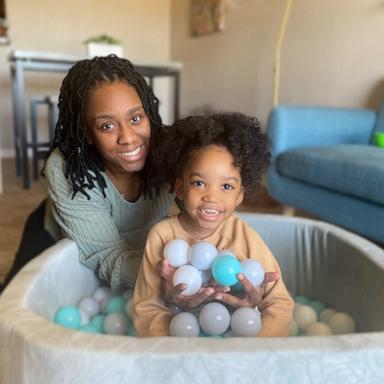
[44,149,174,292]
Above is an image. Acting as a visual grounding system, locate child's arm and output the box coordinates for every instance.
[133,229,172,337]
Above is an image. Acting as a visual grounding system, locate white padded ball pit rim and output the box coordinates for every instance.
[1,214,384,383]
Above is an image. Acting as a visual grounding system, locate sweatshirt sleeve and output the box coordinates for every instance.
[46,161,143,293]
[133,226,171,337]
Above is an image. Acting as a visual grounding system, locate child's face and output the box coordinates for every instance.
[86,80,151,177]
[175,145,244,238]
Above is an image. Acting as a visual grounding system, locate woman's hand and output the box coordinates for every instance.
[213,272,279,309]
[158,260,229,309]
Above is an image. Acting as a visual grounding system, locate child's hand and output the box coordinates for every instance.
[157,260,229,309]
[213,272,279,308]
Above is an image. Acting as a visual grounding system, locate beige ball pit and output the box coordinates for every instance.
[1,213,384,384]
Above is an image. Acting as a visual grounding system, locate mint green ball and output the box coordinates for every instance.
[54,306,81,329]
[294,295,310,305]
[79,324,99,334]
[106,296,127,314]
[309,300,326,316]
[90,314,106,333]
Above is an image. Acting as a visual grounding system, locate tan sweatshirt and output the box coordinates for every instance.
[133,214,293,337]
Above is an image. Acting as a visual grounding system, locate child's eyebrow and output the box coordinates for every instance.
[190,172,240,183]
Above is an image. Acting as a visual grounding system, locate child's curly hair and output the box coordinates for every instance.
[149,113,270,195]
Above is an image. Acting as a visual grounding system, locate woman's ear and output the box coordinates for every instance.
[175,178,184,200]
[236,186,245,207]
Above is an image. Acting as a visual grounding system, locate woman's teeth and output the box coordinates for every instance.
[119,146,141,157]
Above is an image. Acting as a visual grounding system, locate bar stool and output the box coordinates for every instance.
[28,95,58,180]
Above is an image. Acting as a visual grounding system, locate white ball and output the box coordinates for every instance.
[189,241,218,270]
[294,304,317,330]
[199,302,231,336]
[218,249,237,258]
[163,239,190,268]
[241,259,265,287]
[328,312,356,334]
[199,269,211,284]
[125,298,133,319]
[103,313,129,335]
[288,318,299,336]
[172,265,202,296]
[319,308,337,323]
[77,296,100,318]
[306,322,333,336]
[92,286,111,303]
[79,309,90,325]
[230,307,262,337]
[169,312,200,337]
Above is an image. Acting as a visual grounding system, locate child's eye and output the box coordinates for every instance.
[191,180,205,188]
[222,183,234,190]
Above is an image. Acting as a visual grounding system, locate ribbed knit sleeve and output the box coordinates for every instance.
[45,150,174,293]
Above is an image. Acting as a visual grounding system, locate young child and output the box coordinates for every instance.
[133,113,294,337]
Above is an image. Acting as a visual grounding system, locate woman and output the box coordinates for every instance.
[3,55,175,292]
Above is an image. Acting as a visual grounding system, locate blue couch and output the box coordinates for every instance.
[266,105,384,244]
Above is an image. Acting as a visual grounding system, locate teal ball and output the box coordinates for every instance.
[54,306,81,329]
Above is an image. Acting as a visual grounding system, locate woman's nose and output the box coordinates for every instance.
[117,124,136,145]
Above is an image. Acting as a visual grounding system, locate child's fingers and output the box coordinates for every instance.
[157,260,175,283]
[263,271,279,285]
[213,292,245,308]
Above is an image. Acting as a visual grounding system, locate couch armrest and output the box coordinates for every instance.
[267,106,376,158]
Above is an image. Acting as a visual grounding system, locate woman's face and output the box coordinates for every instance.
[86,80,151,176]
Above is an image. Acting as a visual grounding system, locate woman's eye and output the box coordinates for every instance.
[131,115,142,124]
[101,122,116,131]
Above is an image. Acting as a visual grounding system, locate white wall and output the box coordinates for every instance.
[171,0,384,128]
[0,0,171,155]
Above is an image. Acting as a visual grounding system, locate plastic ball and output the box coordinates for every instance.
[100,296,111,314]
[328,312,356,334]
[90,314,106,333]
[79,324,99,334]
[92,286,111,303]
[106,296,127,314]
[211,255,243,286]
[125,298,134,319]
[198,302,231,336]
[319,308,337,323]
[77,296,100,318]
[199,269,211,284]
[230,307,262,337]
[294,295,310,305]
[288,318,299,336]
[79,309,90,325]
[53,306,81,330]
[241,259,265,287]
[172,265,202,296]
[218,249,237,258]
[103,313,129,335]
[305,322,332,336]
[293,304,317,330]
[308,300,326,316]
[169,312,200,337]
[163,238,190,268]
[189,241,218,270]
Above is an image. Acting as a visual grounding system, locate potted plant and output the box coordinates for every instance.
[84,34,123,58]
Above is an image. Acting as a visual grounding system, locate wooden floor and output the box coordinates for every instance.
[0,158,47,283]
[0,157,288,284]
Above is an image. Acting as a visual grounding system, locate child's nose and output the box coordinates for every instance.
[203,187,219,202]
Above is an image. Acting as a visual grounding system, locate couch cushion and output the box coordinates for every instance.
[276,144,384,205]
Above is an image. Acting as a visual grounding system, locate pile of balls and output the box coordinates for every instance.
[290,295,356,336]
[164,239,266,337]
[53,286,135,335]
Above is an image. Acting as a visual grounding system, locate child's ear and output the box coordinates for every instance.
[236,186,245,206]
[175,178,184,200]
